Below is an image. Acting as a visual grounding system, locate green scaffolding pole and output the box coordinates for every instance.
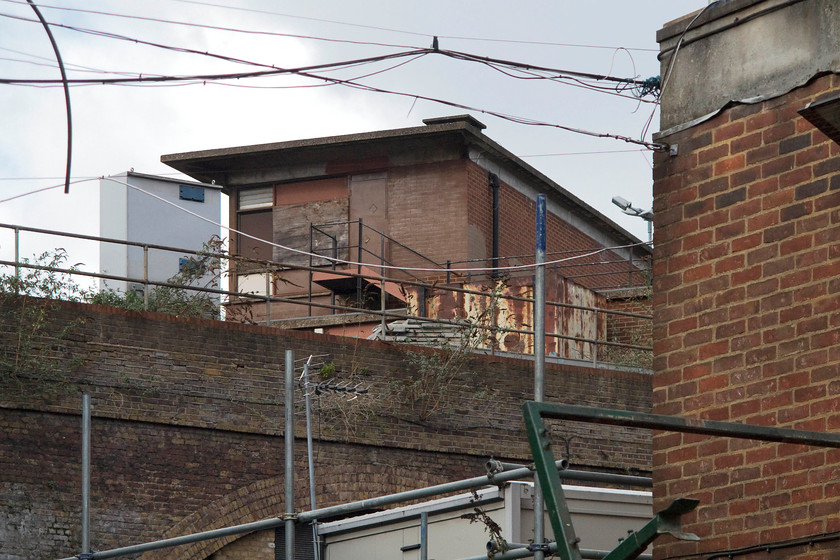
[522,401,840,560]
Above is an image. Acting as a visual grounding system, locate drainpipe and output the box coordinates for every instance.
[489,173,500,278]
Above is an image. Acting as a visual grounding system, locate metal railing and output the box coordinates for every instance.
[444,247,652,291]
[0,222,652,369]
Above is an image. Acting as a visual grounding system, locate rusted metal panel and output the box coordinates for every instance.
[410,273,607,359]
[553,279,604,362]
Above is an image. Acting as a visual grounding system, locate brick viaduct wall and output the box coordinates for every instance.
[0,299,651,560]
[652,73,840,559]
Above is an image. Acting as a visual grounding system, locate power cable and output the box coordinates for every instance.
[640,1,718,141]
[0,10,296,71]
[0,51,139,77]
[159,0,660,51]
[0,39,661,147]
[0,14,656,95]
[0,42,432,85]
[439,49,653,87]
[0,177,93,203]
[0,177,651,274]
[0,0,420,50]
[285,69,662,150]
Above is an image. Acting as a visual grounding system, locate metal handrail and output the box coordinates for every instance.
[0,223,653,363]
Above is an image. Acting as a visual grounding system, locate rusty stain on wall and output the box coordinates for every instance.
[406,273,606,360]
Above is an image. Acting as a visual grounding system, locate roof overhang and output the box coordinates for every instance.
[161,115,650,255]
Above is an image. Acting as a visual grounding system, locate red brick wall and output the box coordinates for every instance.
[651,74,840,558]
[0,299,652,559]
[466,161,648,292]
[387,159,470,271]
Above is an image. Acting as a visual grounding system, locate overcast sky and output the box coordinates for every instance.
[0,0,704,275]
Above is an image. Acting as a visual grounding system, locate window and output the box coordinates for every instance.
[238,187,273,210]
[179,185,205,202]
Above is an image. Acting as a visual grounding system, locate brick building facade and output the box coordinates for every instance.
[652,2,840,559]
[162,115,651,361]
[0,299,652,560]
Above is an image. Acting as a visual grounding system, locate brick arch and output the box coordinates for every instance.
[135,443,484,560]
[139,476,285,560]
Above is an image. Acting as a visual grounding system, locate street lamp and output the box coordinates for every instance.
[612,196,653,243]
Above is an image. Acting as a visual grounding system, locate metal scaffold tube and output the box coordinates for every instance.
[56,460,644,560]
[284,350,295,560]
[302,357,321,560]
[81,394,91,558]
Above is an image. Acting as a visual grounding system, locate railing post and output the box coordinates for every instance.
[143,245,149,310]
[356,219,363,307]
[380,234,386,340]
[592,309,599,365]
[13,226,20,293]
[446,260,451,284]
[265,269,272,325]
[309,223,314,317]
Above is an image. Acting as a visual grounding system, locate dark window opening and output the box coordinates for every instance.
[179,185,205,202]
[238,210,273,271]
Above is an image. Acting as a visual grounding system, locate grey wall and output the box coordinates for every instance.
[657,0,840,132]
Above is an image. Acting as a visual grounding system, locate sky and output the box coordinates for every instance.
[0,0,705,277]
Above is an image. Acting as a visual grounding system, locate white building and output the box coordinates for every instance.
[98,171,222,295]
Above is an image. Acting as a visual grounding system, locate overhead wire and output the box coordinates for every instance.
[0,3,665,157]
[0,6,659,94]
[285,69,662,149]
[154,0,661,51]
[0,51,139,78]
[0,22,661,148]
[0,178,651,274]
[0,0,421,50]
[0,11,297,71]
[640,2,718,141]
[0,16,656,95]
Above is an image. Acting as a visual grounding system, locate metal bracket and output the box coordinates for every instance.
[601,498,699,560]
[523,402,701,560]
